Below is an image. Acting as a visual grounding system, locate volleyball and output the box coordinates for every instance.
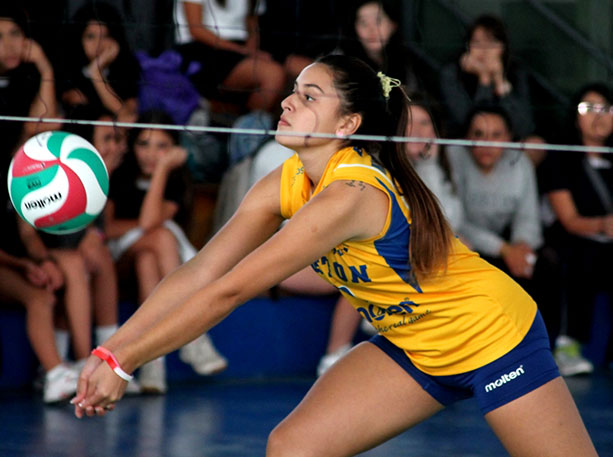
[7,131,109,235]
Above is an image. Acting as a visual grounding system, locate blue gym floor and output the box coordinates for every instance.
[0,372,611,457]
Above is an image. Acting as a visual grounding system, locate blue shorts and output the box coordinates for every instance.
[370,310,560,415]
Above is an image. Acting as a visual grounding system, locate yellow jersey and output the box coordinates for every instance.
[279,146,537,376]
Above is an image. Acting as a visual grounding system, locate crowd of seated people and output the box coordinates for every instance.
[1,0,612,405]
[0,2,227,403]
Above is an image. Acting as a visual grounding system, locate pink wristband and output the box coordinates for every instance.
[91,346,133,381]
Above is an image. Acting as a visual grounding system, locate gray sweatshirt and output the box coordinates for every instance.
[447,145,542,256]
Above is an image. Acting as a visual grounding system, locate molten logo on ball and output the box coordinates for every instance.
[7,131,109,234]
[23,192,63,209]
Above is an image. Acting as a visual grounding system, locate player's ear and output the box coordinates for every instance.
[336,113,362,137]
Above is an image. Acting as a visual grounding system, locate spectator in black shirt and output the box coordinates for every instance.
[58,2,140,123]
[338,0,429,96]
[0,4,60,172]
[440,14,535,140]
[538,82,613,375]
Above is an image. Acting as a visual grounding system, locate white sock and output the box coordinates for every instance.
[54,329,70,361]
[45,363,64,379]
[95,324,118,346]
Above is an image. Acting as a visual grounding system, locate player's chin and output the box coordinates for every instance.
[274,133,296,148]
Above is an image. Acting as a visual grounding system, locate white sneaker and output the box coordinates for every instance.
[139,357,167,394]
[43,364,79,404]
[179,333,228,376]
[316,344,351,377]
[554,335,594,377]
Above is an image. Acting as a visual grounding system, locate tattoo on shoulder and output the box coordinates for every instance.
[345,180,366,191]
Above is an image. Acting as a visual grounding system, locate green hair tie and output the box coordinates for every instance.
[377,71,402,99]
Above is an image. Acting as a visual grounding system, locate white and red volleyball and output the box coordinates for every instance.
[7,131,109,235]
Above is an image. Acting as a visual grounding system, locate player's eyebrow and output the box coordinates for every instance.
[293,81,325,94]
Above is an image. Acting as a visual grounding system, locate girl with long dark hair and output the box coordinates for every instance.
[59,2,141,122]
[539,82,613,375]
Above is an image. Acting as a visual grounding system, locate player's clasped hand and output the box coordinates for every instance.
[71,355,126,418]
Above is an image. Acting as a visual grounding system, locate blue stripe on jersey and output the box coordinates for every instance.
[373,178,422,292]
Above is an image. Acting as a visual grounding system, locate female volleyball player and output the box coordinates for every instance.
[73,55,597,456]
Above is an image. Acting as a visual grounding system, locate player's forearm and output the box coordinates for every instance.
[88,66,124,114]
[138,170,173,230]
[563,215,609,237]
[117,98,137,122]
[26,70,60,135]
[0,250,25,269]
[189,26,246,54]
[30,79,57,118]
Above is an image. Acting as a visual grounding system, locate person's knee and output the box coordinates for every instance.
[89,245,115,274]
[146,227,176,249]
[266,425,291,457]
[134,249,157,270]
[25,288,57,313]
[55,250,88,280]
[81,240,110,272]
[266,423,313,457]
[284,54,312,79]
[259,61,285,88]
[56,249,86,268]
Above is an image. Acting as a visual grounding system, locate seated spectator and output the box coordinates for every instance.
[0,180,76,403]
[405,93,464,232]
[64,105,127,174]
[439,14,535,140]
[338,0,429,95]
[0,5,61,172]
[538,82,613,375]
[28,107,134,396]
[174,0,285,113]
[17,109,129,391]
[448,106,541,265]
[23,199,132,394]
[58,1,140,123]
[105,110,227,393]
[17,221,100,373]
